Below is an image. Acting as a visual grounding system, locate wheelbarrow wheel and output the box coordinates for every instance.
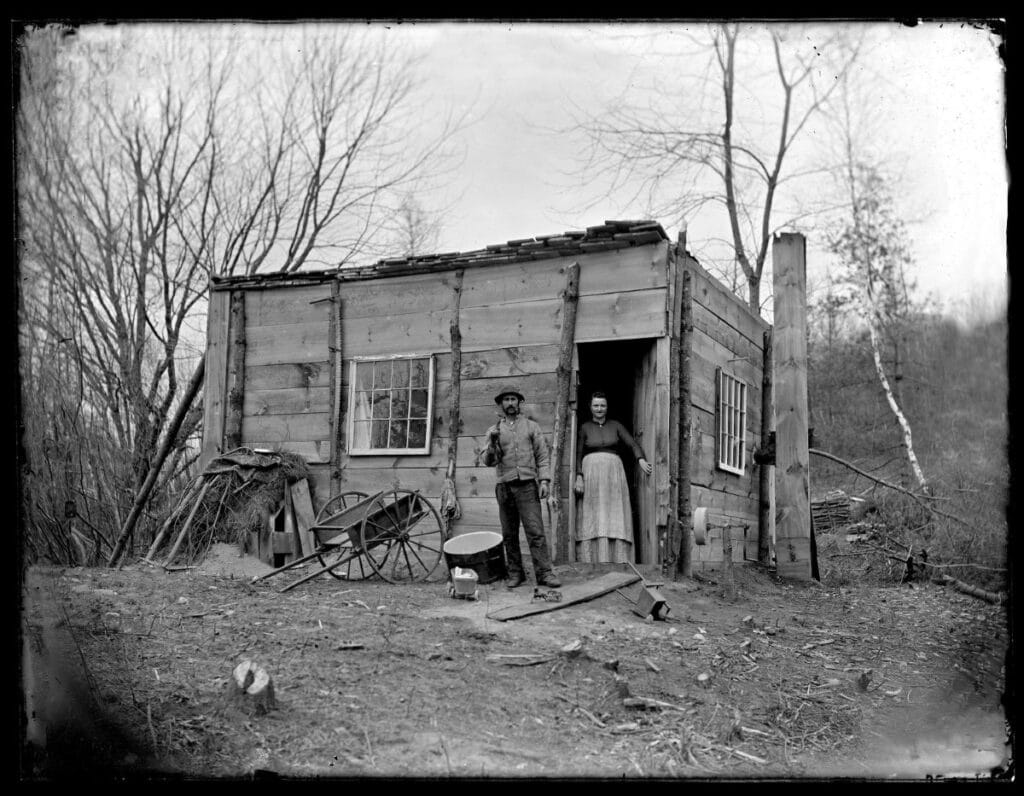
[315,491,372,581]
[359,489,447,584]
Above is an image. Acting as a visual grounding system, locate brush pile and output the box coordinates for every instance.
[143,447,312,568]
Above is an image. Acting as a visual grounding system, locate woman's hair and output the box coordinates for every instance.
[589,391,608,403]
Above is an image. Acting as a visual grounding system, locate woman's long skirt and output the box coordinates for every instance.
[575,452,633,564]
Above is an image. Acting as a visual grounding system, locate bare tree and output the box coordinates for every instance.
[16,23,464,565]
[571,23,861,314]
[824,75,931,494]
[386,194,444,258]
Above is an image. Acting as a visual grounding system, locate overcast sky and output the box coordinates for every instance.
[386,20,1006,320]
[55,20,1008,321]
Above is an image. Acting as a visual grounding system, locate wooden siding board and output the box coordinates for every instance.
[336,271,462,319]
[242,412,331,443]
[246,361,331,391]
[460,245,668,308]
[246,322,331,366]
[458,289,666,351]
[687,257,769,347]
[244,386,331,417]
[245,440,332,464]
[246,284,333,327]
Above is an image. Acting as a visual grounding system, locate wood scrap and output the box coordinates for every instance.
[485,572,640,622]
[289,479,317,557]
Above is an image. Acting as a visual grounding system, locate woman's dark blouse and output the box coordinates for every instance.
[576,419,646,472]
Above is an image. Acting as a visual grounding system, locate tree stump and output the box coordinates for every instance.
[226,660,277,715]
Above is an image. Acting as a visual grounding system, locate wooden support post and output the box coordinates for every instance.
[676,269,693,578]
[664,242,683,578]
[758,327,774,564]
[550,263,581,564]
[721,520,735,599]
[772,233,812,580]
[224,291,247,452]
[200,288,230,470]
[443,270,466,535]
[329,281,343,500]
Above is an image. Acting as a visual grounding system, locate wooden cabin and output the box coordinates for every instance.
[201,220,774,573]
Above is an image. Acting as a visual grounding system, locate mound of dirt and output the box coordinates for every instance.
[194,543,275,579]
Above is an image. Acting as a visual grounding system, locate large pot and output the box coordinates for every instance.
[442,531,507,584]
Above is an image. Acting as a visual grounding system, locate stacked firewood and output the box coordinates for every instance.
[811,490,851,532]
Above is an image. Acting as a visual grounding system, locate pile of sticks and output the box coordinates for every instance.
[141,447,309,569]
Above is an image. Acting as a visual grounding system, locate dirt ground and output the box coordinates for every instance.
[20,545,1013,781]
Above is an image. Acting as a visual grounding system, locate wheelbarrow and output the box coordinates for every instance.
[251,489,448,592]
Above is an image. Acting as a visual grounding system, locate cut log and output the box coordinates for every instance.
[939,574,1006,605]
[226,660,277,715]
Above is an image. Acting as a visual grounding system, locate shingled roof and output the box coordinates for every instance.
[211,220,670,289]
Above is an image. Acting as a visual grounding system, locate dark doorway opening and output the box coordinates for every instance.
[576,338,658,563]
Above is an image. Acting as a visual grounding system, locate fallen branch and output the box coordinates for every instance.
[809,448,972,528]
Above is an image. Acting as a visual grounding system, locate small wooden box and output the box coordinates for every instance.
[631,586,670,620]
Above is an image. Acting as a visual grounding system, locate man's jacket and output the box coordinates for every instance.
[482,416,552,484]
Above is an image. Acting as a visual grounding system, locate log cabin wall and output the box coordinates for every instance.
[213,234,672,562]
[681,253,771,572]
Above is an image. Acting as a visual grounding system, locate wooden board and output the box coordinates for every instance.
[246,321,330,366]
[290,479,317,557]
[245,361,331,391]
[772,233,811,580]
[485,571,642,621]
[338,270,463,319]
[246,284,333,327]
[201,289,231,468]
[244,386,331,417]
[461,246,668,308]
[242,412,331,444]
[687,256,769,347]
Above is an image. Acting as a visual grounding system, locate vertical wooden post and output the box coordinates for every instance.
[772,233,812,580]
[665,239,683,578]
[676,269,693,578]
[224,291,247,453]
[550,263,581,564]
[758,327,773,564]
[443,270,466,536]
[200,287,230,470]
[329,281,343,501]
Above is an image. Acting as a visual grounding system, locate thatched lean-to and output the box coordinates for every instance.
[146,448,311,568]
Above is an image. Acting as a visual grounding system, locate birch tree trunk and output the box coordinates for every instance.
[865,310,929,494]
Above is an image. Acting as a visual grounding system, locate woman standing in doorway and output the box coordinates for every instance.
[574,392,653,563]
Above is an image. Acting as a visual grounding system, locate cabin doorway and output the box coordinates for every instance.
[575,338,660,564]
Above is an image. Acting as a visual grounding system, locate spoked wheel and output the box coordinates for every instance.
[359,489,447,583]
[315,491,371,580]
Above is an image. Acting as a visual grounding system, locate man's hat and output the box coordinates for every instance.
[494,384,526,404]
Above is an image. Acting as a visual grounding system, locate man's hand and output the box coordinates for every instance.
[539,480,550,500]
[487,425,500,445]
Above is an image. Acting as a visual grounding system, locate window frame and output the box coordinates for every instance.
[715,367,747,476]
[346,354,435,456]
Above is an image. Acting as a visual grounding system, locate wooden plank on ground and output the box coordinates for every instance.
[485,571,641,622]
